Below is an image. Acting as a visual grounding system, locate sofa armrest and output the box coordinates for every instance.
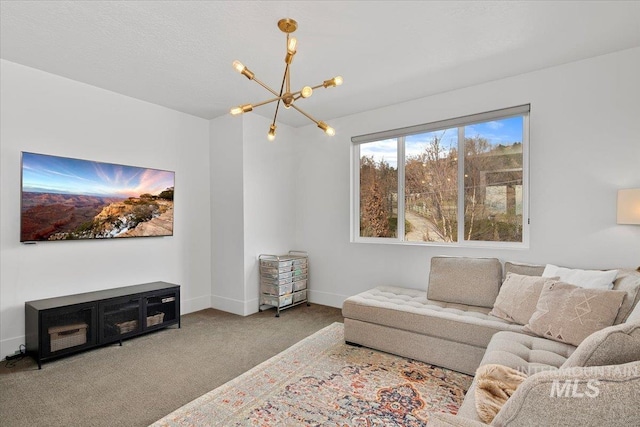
[493,361,640,426]
[427,412,489,427]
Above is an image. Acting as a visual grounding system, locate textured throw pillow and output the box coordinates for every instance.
[542,264,618,290]
[524,281,626,346]
[475,364,528,424]
[489,273,557,325]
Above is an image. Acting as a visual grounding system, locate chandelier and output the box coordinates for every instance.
[230,18,343,141]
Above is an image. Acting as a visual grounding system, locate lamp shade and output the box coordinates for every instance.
[617,188,640,224]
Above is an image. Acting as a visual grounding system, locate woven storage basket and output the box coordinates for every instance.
[49,323,87,352]
[146,312,165,327]
[115,319,138,334]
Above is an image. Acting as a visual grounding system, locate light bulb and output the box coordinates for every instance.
[317,121,335,136]
[232,60,245,73]
[267,124,276,141]
[301,86,313,98]
[230,104,252,115]
[287,37,297,54]
[323,76,344,88]
[232,60,254,79]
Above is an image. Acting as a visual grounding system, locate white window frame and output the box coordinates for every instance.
[351,105,530,248]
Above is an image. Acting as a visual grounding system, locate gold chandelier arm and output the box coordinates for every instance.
[291,104,335,136]
[272,63,290,125]
[290,104,320,125]
[252,96,283,109]
[251,75,280,97]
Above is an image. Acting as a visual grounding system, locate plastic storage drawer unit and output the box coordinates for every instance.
[258,251,309,317]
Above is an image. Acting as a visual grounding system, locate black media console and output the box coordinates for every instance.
[25,281,180,368]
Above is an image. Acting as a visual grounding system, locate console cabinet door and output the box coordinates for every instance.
[144,290,180,330]
[41,303,96,359]
[98,297,143,344]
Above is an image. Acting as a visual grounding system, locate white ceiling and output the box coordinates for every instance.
[2,1,639,127]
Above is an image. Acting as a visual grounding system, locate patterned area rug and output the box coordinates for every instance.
[152,322,473,426]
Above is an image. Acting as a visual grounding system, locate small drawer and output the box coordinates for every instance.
[261,282,293,296]
[261,294,293,308]
[292,267,308,277]
[292,279,307,292]
[261,270,294,280]
[293,290,307,303]
[260,259,294,268]
[292,258,307,266]
[260,265,292,275]
[261,276,293,286]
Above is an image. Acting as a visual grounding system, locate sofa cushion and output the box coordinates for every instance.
[542,264,618,289]
[612,269,640,324]
[457,331,575,422]
[627,297,640,323]
[524,281,626,346]
[428,257,502,308]
[561,321,640,368]
[342,285,522,348]
[489,273,556,325]
[479,331,575,373]
[504,261,544,278]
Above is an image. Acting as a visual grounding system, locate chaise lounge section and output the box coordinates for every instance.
[343,257,526,375]
[342,257,640,425]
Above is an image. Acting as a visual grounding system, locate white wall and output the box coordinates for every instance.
[210,113,297,315]
[242,114,297,314]
[210,114,245,314]
[0,60,212,357]
[295,47,640,308]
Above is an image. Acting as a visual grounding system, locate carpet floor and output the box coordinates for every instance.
[0,304,343,427]
[153,322,473,426]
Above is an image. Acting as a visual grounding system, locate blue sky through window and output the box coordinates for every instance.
[361,117,523,169]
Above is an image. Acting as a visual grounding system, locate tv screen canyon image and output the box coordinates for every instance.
[20,152,175,242]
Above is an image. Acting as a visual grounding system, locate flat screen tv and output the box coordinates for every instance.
[20,152,175,242]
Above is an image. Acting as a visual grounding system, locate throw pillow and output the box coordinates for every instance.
[474,364,528,424]
[524,281,626,346]
[489,273,557,325]
[542,264,618,290]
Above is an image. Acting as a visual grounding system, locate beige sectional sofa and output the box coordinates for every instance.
[342,257,640,426]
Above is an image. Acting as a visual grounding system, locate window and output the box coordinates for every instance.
[352,105,529,246]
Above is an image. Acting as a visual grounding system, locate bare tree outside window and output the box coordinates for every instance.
[405,130,458,242]
[354,110,527,246]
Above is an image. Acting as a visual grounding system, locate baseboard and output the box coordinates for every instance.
[210,294,246,316]
[181,294,211,315]
[244,298,259,316]
[307,289,346,309]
